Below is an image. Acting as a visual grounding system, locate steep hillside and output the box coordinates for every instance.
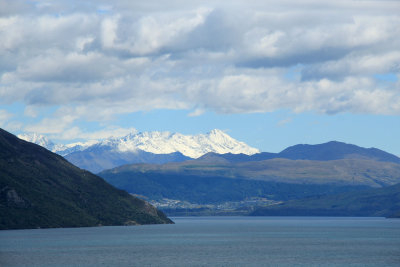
[0,128,172,230]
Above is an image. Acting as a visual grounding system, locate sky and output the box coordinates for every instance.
[0,0,399,155]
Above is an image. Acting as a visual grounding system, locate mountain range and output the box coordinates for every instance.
[196,141,400,164]
[99,141,400,214]
[0,128,172,230]
[18,129,259,173]
[17,133,96,156]
[10,128,400,218]
[103,141,400,187]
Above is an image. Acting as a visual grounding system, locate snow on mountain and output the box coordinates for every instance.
[98,129,260,158]
[18,133,65,152]
[17,133,95,156]
[18,129,259,159]
[59,140,99,156]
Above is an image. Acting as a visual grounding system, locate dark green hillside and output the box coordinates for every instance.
[100,170,369,204]
[0,128,172,230]
[250,183,400,218]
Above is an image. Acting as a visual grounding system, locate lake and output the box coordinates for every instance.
[1,217,399,266]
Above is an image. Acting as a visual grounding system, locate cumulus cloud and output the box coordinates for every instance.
[302,51,400,81]
[25,113,78,134]
[0,0,399,139]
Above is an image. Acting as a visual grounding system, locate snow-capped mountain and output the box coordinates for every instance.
[17,129,260,172]
[18,129,259,158]
[96,129,259,158]
[17,133,95,156]
[18,133,66,153]
[57,141,98,156]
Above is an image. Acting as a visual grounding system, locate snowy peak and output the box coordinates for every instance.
[17,129,260,159]
[208,129,227,138]
[17,133,94,156]
[18,133,63,152]
[18,133,51,147]
[103,129,260,158]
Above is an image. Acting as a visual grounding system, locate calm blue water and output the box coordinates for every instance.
[1,217,399,266]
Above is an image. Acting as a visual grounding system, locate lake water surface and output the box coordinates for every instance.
[1,217,399,266]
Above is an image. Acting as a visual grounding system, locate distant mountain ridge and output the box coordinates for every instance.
[101,129,260,158]
[65,148,191,174]
[198,141,400,164]
[104,157,400,188]
[99,141,400,210]
[18,129,259,158]
[18,131,400,173]
[17,132,68,155]
[1,128,172,229]
[19,129,260,173]
[17,133,95,156]
[278,141,400,163]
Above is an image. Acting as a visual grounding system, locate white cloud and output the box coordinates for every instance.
[24,113,77,134]
[101,16,119,48]
[302,51,400,80]
[184,69,400,115]
[188,108,206,117]
[0,0,399,141]
[80,127,137,140]
[16,50,114,83]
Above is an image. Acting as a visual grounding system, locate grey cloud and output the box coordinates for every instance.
[0,0,399,117]
[0,0,32,16]
[174,9,241,52]
[237,47,350,69]
[17,51,118,83]
[183,71,400,115]
[301,51,400,81]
